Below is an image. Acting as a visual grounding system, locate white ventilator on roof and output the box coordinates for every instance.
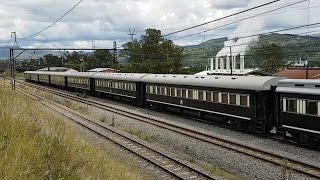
[64,71,97,78]
[141,74,284,91]
[276,79,320,95]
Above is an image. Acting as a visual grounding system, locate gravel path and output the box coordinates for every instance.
[33,85,320,180]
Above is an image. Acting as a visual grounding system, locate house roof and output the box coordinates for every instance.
[36,67,72,72]
[275,68,320,79]
[87,68,116,72]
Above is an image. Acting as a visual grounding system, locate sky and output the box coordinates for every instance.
[0,0,319,49]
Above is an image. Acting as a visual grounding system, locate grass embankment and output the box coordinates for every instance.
[0,84,145,180]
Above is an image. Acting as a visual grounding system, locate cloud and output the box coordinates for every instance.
[0,0,318,49]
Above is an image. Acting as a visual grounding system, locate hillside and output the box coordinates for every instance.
[182,33,320,69]
[0,46,61,60]
[182,38,226,69]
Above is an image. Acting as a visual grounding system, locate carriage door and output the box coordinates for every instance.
[256,93,266,119]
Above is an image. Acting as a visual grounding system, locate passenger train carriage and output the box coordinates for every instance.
[276,79,320,143]
[23,70,320,145]
[92,73,147,106]
[142,74,282,133]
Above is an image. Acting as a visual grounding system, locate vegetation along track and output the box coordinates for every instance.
[11,79,320,179]
[6,81,218,180]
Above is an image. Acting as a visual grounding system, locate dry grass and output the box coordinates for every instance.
[120,127,153,142]
[0,83,146,180]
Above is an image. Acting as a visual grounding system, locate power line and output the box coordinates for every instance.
[177,22,320,49]
[163,0,287,37]
[137,1,317,33]
[172,0,307,41]
[19,0,84,40]
[128,28,137,42]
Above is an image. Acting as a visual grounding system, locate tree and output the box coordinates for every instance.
[87,50,114,69]
[121,28,184,73]
[44,54,63,67]
[64,51,85,71]
[247,42,287,73]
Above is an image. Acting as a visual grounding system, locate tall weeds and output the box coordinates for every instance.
[0,84,145,180]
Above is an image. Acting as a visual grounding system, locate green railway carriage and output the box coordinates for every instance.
[92,73,147,106]
[50,73,66,86]
[65,72,94,91]
[276,79,320,143]
[141,74,283,133]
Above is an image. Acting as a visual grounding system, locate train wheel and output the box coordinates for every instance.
[197,112,202,118]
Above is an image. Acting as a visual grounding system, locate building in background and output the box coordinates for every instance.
[37,67,77,72]
[275,67,320,79]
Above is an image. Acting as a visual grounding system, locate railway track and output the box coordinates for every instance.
[10,79,320,179]
[6,81,218,180]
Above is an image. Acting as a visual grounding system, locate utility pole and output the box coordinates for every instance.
[128,28,137,42]
[113,41,117,70]
[92,40,95,68]
[229,46,233,75]
[11,32,19,47]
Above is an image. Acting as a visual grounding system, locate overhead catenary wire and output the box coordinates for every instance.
[140,1,316,33]
[163,0,287,37]
[172,0,307,41]
[19,0,84,40]
[175,22,320,49]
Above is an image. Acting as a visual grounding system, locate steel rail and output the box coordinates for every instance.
[13,79,320,179]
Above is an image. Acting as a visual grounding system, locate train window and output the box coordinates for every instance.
[152,86,156,94]
[213,92,219,102]
[307,101,318,115]
[222,93,228,104]
[166,87,171,96]
[171,88,176,96]
[198,91,204,101]
[161,87,166,95]
[177,89,182,97]
[188,90,193,99]
[182,89,187,98]
[146,85,150,93]
[206,91,212,102]
[156,86,161,94]
[287,99,297,113]
[230,94,236,105]
[240,95,248,106]
[132,84,136,91]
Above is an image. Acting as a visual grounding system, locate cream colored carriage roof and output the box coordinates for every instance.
[276,79,320,95]
[141,74,284,91]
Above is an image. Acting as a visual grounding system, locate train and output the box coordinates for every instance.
[23,70,320,145]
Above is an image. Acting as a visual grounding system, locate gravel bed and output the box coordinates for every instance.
[88,95,320,168]
[30,85,320,180]
[39,97,176,180]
